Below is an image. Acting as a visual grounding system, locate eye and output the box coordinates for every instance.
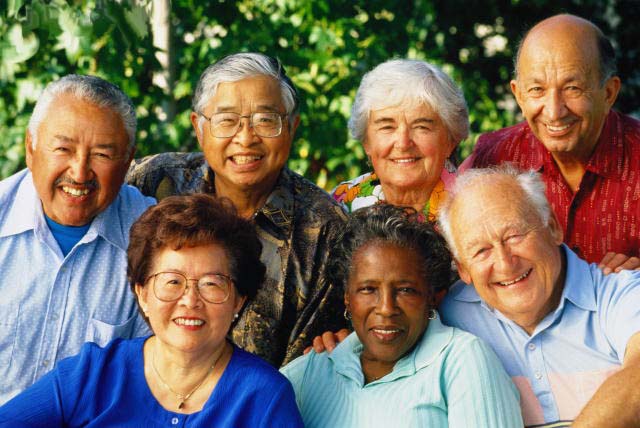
[505,233,525,244]
[397,286,421,296]
[472,247,490,260]
[527,86,544,96]
[92,152,113,160]
[357,285,376,294]
[564,85,583,97]
[53,146,71,154]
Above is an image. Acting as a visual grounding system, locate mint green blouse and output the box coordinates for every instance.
[281,316,523,428]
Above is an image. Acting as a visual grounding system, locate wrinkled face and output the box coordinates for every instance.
[191,75,298,196]
[450,179,564,333]
[511,27,620,162]
[26,93,133,226]
[135,244,246,355]
[364,102,454,194]
[345,242,432,365]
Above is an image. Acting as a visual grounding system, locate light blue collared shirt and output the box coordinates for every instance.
[440,244,640,427]
[0,169,155,404]
[281,316,522,428]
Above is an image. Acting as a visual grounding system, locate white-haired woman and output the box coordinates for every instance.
[332,59,468,221]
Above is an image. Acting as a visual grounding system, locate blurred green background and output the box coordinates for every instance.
[1,0,639,189]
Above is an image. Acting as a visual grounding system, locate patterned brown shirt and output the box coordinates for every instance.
[126,152,347,366]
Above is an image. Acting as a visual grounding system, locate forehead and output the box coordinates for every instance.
[205,75,285,112]
[369,101,440,122]
[517,25,600,82]
[40,93,129,147]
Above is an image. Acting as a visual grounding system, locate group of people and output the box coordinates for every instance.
[0,12,638,428]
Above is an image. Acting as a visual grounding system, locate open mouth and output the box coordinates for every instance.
[370,327,404,342]
[61,186,91,197]
[545,123,572,133]
[174,318,205,327]
[497,268,532,286]
[230,154,263,165]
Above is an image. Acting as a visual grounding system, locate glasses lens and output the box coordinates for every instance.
[154,272,186,301]
[252,113,282,137]
[211,113,241,138]
[198,274,231,303]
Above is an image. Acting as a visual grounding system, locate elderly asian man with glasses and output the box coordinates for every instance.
[127,52,347,367]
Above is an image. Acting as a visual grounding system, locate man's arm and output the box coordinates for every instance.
[573,332,640,427]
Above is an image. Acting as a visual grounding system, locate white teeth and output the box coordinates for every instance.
[393,158,417,164]
[546,124,571,132]
[498,269,532,286]
[62,186,90,196]
[373,328,401,334]
[175,318,204,326]
[232,155,262,165]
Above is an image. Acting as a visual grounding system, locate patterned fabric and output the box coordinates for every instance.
[0,337,304,427]
[126,152,348,366]
[281,316,523,428]
[0,169,154,404]
[466,110,640,263]
[440,244,640,427]
[331,170,452,221]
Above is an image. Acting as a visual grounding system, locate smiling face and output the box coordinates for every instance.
[345,241,432,367]
[450,178,565,333]
[135,244,246,356]
[511,17,620,163]
[364,102,454,200]
[191,75,298,198]
[26,93,133,226]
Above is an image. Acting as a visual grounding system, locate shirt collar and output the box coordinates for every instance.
[328,316,454,387]
[584,110,625,180]
[0,170,128,251]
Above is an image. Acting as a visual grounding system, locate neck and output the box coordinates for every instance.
[152,336,226,385]
[550,152,587,193]
[360,354,395,385]
[214,178,274,219]
[381,180,437,213]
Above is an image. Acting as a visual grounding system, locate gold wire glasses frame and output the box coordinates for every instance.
[200,112,287,138]
[145,271,233,304]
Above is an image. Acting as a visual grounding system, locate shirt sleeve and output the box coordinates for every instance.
[258,379,304,428]
[599,270,640,361]
[443,335,523,428]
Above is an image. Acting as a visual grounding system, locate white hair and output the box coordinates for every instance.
[28,74,136,150]
[438,164,552,259]
[348,59,469,146]
[192,52,299,134]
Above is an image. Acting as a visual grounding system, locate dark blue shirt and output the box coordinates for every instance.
[44,214,91,256]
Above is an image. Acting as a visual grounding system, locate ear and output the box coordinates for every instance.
[603,76,621,110]
[456,260,473,285]
[547,212,564,246]
[289,114,300,137]
[510,79,524,107]
[25,131,34,170]
[190,111,205,150]
[126,146,136,164]
[343,292,350,310]
[233,293,247,315]
[134,283,149,314]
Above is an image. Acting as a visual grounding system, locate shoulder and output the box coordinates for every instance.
[473,122,533,167]
[330,171,380,212]
[57,337,140,379]
[229,347,293,388]
[114,183,156,214]
[0,169,30,220]
[439,281,486,329]
[284,168,347,224]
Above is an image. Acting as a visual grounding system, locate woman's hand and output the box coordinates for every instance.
[304,329,350,354]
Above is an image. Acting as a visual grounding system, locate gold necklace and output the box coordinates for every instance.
[152,343,225,410]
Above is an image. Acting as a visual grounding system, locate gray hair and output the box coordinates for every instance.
[348,59,469,146]
[513,14,617,85]
[326,204,453,295]
[28,74,137,150]
[192,52,299,133]
[438,165,552,259]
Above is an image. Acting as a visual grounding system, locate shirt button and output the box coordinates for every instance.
[528,343,536,351]
[535,372,543,380]
[171,417,179,425]
[42,360,50,368]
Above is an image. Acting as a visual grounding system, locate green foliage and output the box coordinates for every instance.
[1,0,639,189]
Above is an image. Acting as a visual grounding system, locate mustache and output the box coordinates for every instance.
[54,176,99,190]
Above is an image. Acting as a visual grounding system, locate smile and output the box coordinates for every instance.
[61,186,90,196]
[497,268,532,286]
[391,158,419,164]
[174,318,204,326]
[371,327,404,342]
[231,154,263,165]
[545,123,571,132]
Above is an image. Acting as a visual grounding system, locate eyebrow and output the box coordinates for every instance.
[372,117,397,125]
[214,104,281,113]
[52,134,77,144]
[412,118,436,125]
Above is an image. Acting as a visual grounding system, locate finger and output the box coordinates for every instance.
[322,331,338,352]
[303,346,312,355]
[336,328,350,342]
[312,335,326,354]
[615,257,640,273]
[598,251,616,269]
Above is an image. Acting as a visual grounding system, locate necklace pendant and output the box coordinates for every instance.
[178,400,185,410]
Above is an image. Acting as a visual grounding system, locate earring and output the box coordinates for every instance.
[233,313,239,320]
[427,309,437,320]
[343,309,351,321]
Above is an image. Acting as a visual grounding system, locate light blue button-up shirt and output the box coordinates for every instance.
[0,169,155,404]
[281,316,522,428]
[440,245,640,427]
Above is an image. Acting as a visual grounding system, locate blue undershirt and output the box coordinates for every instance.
[44,214,91,256]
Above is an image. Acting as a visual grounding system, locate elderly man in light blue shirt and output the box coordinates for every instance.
[0,75,155,404]
[438,166,640,428]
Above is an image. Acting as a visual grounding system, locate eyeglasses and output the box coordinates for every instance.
[145,271,233,304]
[200,112,286,138]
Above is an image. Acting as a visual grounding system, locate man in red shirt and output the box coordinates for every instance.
[465,14,640,272]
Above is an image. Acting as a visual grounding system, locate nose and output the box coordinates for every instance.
[375,288,397,317]
[179,280,203,308]
[394,124,413,149]
[544,89,568,121]
[233,116,258,147]
[68,152,93,183]
[493,244,515,272]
